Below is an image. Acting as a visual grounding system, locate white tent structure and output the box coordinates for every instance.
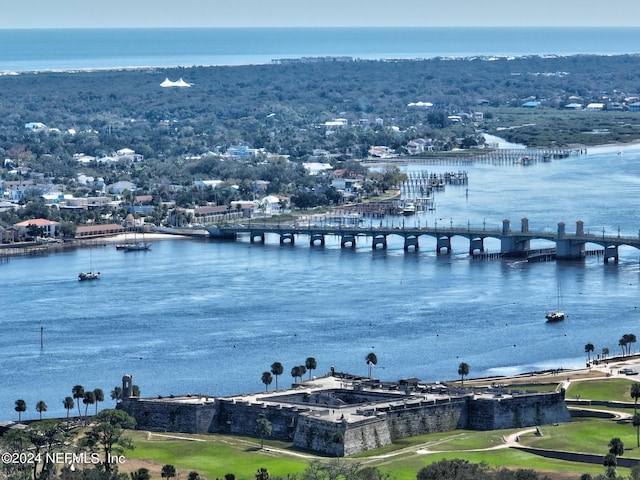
[160,78,192,88]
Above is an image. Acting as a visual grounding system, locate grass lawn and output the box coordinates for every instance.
[126,432,311,480]
[123,428,630,480]
[566,378,638,403]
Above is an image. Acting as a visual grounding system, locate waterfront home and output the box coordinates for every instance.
[13,218,61,239]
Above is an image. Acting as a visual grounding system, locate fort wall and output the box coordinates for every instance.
[117,373,571,456]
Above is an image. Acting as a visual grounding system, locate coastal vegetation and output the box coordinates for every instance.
[2,55,640,232]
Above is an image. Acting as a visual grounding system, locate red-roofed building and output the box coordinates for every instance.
[14,218,61,239]
[75,223,126,239]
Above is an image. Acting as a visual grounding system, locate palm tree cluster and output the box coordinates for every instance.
[584,333,636,365]
[71,385,106,417]
[264,358,318,391]
[619,333,637,356]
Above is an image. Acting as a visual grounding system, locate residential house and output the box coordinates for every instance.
[302,162,333,176]
[24,122,47,132]
[406,138,433,155]
[368,146,396,158]
[252,180,270,194]
[116,148,144,161]
[194,180,224,189]
[521,101,541,108]
[226,145,258,158]
[0,201,19,212]
[108,181,137,194]
[259,195,287,215]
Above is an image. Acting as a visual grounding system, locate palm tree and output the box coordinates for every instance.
[93,388,105,414]
[584,343,595,363]
[366,352,378,378]
[620,337,629,356]
[631,383,640,416]
[633,413,640,447]
[261,371,273,391]
[14,399,26,421]
[291,365,302,382]
[111,386,122,403]
[161,465,176,480]
[63,397,74,419]
[458,362,470,386]
[609,437,624,457]
[35,400,47,420]
[255,418,272,449]
[270,362,284,390]
[603,452,617,478]
[72,385,84,416]
[83,391,96,417]
[305,357,317,379]
[628,334,637,355]
[602,347,610,359]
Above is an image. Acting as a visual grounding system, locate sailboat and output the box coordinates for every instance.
[78,248,100,281]
[117,228,151,252]
[545,284,565,322]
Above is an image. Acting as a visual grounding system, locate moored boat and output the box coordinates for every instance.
[545,311,565,322]
[121,242,151,251]
[78,271,100,281]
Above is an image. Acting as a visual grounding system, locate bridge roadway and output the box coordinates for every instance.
[212,219,640,263]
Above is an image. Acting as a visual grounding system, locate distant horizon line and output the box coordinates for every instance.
[2,25,640,31]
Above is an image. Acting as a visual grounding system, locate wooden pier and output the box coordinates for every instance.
[366,148,582,166]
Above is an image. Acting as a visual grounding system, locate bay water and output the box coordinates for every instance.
[3,145,640,420]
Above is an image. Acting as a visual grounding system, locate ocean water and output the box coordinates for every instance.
[3,145,640,420]
[0,27,639,72]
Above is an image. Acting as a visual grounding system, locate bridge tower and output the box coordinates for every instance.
[499,219,530,256]
[556,221,586,260]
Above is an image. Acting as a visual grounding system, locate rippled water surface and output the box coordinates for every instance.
[3,144,640,419]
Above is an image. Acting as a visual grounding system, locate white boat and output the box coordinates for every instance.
[78,271,100,281]
[78,247,100,280]
[545,310,565,322]
[546,284,565,322]
[401,203,416,215]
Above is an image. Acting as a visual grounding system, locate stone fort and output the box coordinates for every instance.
[117,372,571,456]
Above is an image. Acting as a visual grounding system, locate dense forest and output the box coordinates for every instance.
[1,54,639,227]
[1,54,639,161]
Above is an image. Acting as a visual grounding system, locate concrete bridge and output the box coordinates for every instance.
[209,218,640,263]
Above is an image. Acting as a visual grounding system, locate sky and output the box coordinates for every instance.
[2,0,640,29]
